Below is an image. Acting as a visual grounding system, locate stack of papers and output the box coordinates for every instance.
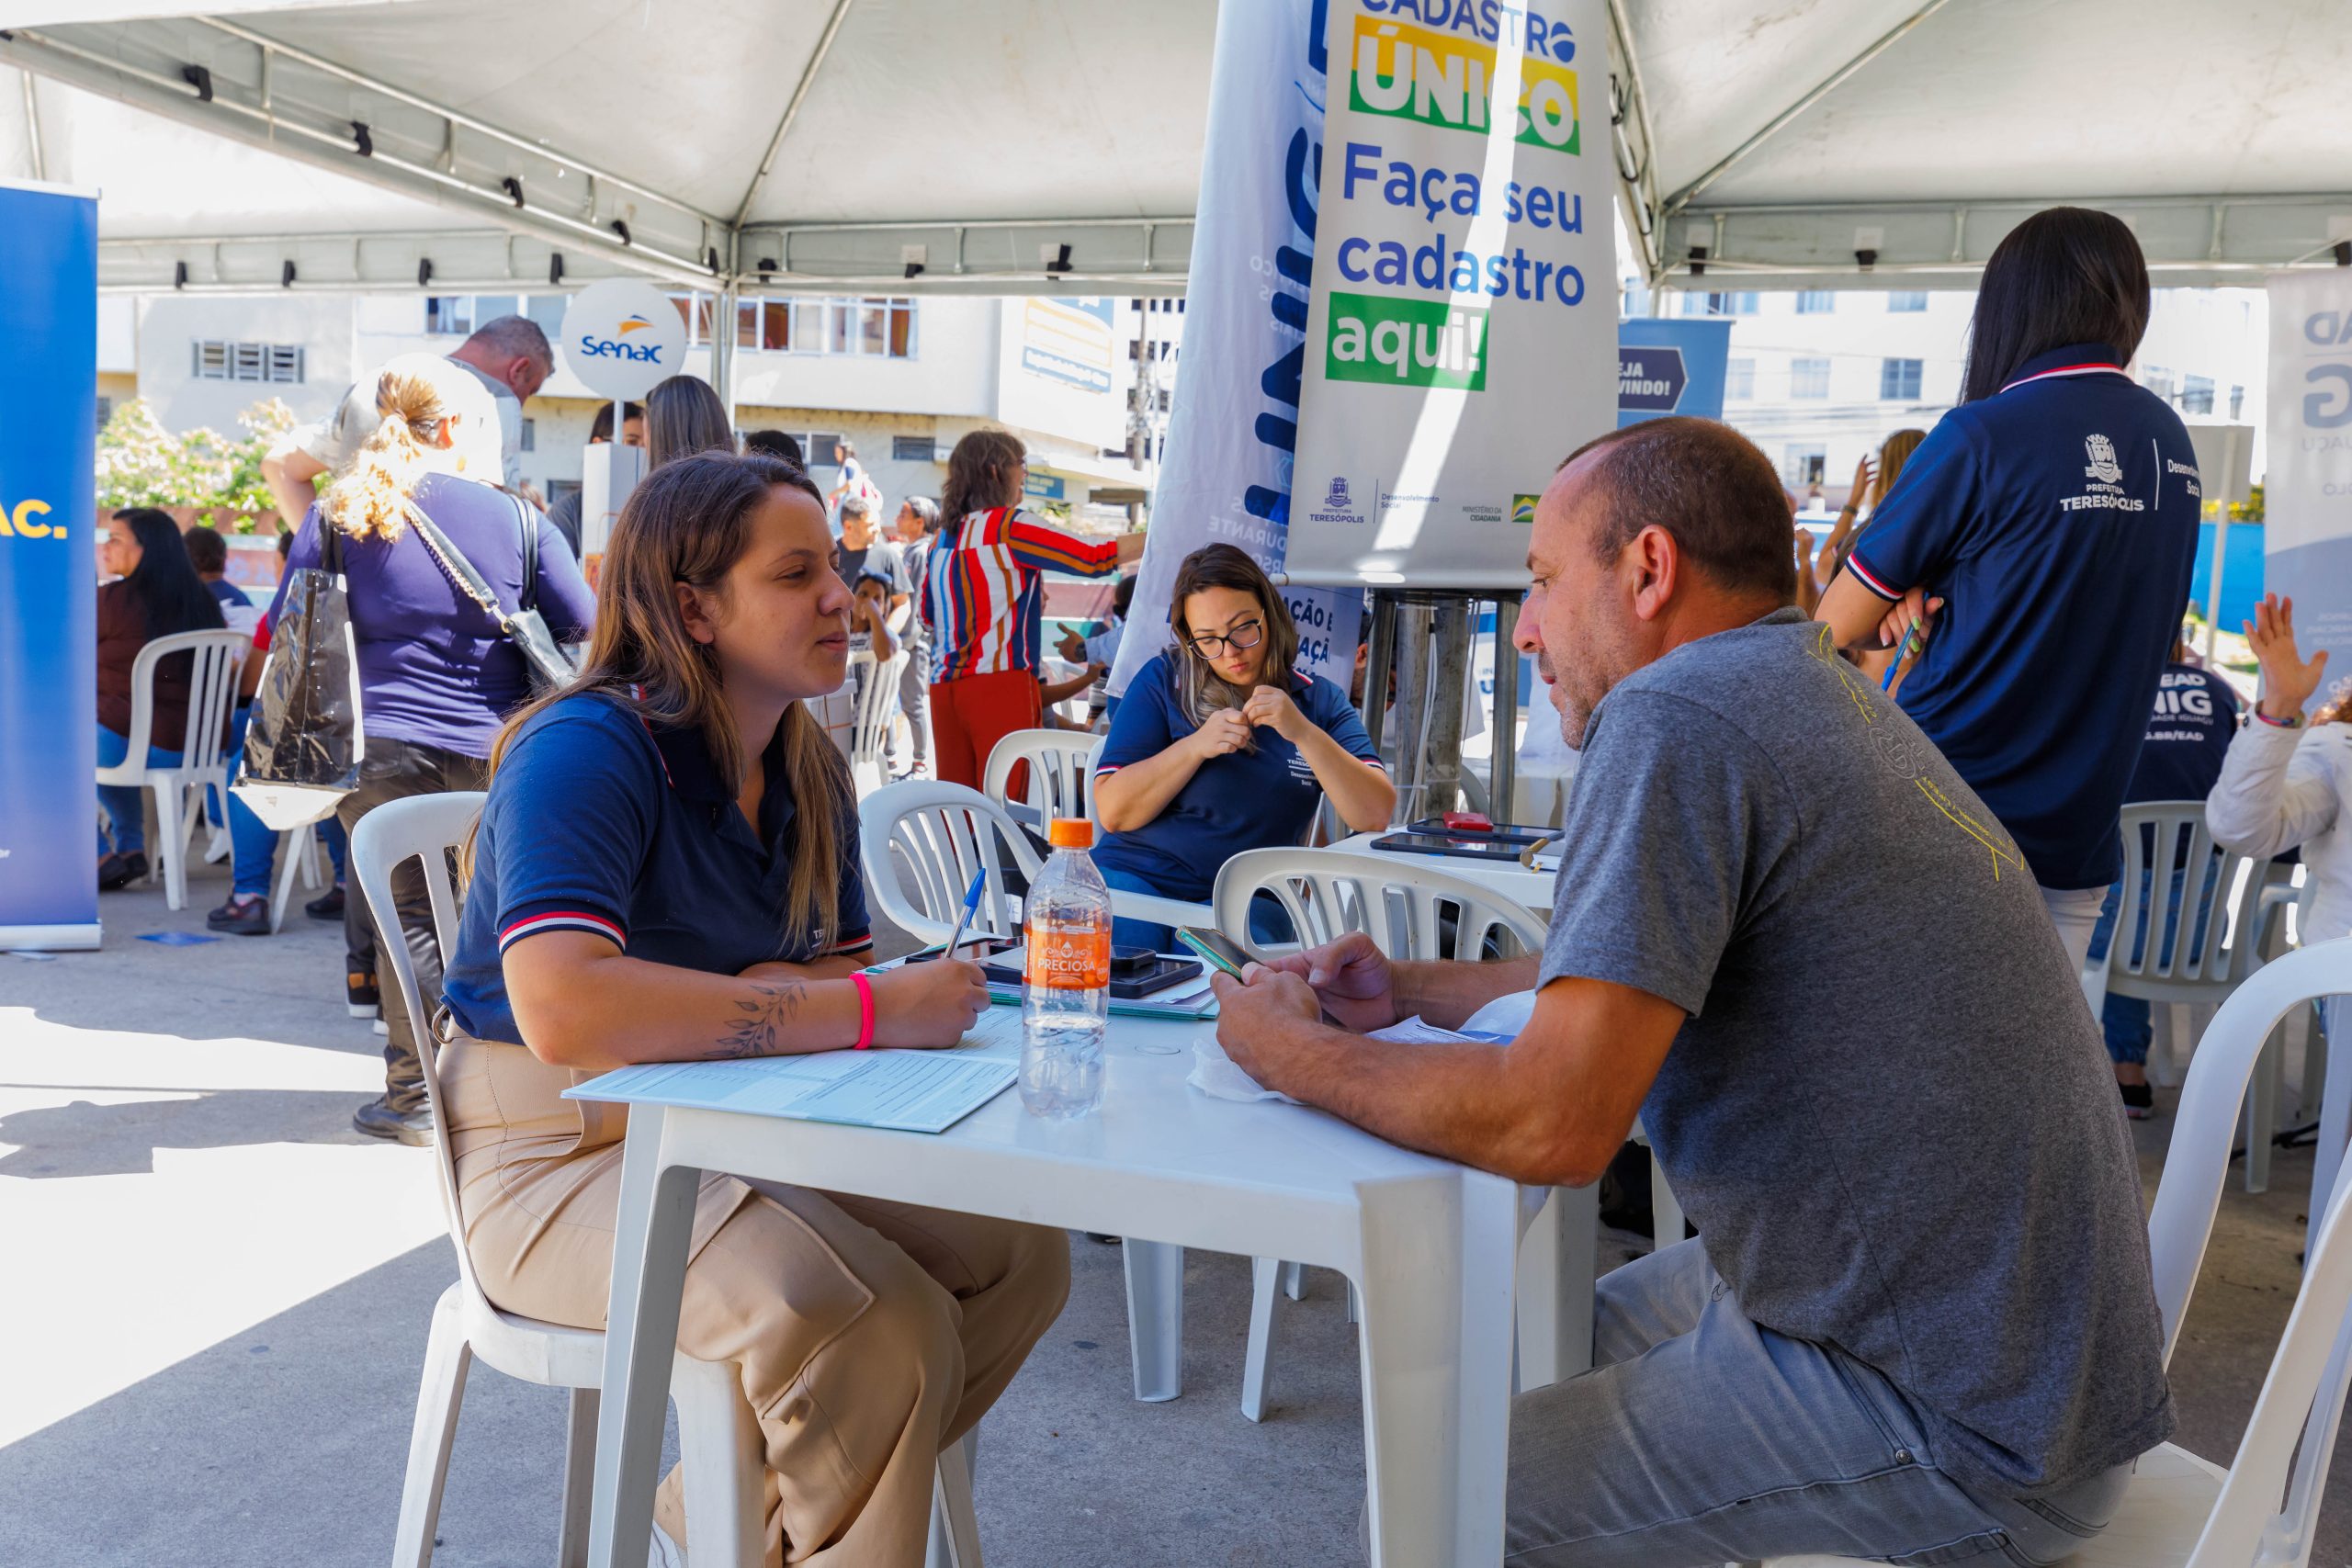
[1189,1015,1510,1103]
[564,1009,1023,1134]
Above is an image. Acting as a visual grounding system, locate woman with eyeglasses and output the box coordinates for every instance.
[1091,544,1395,950]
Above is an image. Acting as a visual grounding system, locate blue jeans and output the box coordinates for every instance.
[96,724,183,857]
[222,705,349,899]
[2086,863,2220,1066]
[1098,864,1293,953]
[1500,1238,2132,1565]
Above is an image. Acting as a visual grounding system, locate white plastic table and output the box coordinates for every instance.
[581,1013,1526,1568]
[1329,829,1559,913]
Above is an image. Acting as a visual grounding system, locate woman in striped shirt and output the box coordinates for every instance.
[919,429,1142,789]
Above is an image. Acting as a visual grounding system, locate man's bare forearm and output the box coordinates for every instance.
[1391,953,1541,1029]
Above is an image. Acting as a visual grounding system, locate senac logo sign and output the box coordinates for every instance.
[579,313,669,364]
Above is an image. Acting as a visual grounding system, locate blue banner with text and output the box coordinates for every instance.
[0,183,101,947]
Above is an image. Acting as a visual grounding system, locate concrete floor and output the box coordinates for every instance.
[1,851,2345,1565]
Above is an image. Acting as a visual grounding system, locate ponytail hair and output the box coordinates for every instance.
[319,355,494,540]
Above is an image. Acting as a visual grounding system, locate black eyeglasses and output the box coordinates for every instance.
[1188,619,1264,659]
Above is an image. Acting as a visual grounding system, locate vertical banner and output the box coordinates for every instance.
[2266,271,2352,697]
[1616,317,1732,428]
[1284,0,1613,589]
[1109,0,1363,700]
[0,180,101,948]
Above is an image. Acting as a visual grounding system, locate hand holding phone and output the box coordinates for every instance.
[1177,926,1251,979]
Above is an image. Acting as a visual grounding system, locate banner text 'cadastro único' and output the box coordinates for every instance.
[1285,0,1613,590]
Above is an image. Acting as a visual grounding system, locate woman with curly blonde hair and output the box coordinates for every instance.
[257,352,594,1144]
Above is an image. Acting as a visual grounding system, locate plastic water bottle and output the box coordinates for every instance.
[1021,818,1111,1119]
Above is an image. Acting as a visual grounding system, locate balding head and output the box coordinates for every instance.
[1515,417,1797,748]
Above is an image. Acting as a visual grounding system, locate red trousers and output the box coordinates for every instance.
[929,669,1042,795]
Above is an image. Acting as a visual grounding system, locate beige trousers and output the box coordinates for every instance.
[437,1022,1070,1567]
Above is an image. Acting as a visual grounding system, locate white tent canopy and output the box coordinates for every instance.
[3,0,2348,298]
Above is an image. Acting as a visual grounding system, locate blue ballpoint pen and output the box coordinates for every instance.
[1882,619,1921,692]
[942,869,987,961]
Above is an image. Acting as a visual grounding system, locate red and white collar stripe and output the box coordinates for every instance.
[499,909,625,951]
[2000,362,2127,393]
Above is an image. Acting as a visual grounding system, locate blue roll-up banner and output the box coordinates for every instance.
[0,180,101,949]
[1616,317,1733,428]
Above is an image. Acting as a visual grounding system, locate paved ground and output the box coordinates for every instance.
[1,851,2346,1565]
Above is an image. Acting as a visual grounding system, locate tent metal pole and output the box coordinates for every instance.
[1491,594,1519,826]
[1662,0,1954,220]
[18,69,42,181]
[733,0,858,228]
[191,15,723,227]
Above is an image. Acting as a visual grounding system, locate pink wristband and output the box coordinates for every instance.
[851,972,876,1050]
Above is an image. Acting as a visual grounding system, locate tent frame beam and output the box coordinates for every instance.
[732,0,855,228]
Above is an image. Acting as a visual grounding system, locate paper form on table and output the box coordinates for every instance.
[563,1008,1023,1134]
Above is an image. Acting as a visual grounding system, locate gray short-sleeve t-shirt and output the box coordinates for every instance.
[1540,606,2171,1496]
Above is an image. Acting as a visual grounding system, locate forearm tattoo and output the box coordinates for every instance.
[708,982,806,1059]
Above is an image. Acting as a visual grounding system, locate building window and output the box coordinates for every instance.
[1796,290,1836,314]
[2143,365,2175,402]
[891,434,936,462]
[1887,291,1928,312]
[1724,357,1755,400]
[193,340,304,383]
[1880,358,1923,400]
[2179,375,2214,416]
[1685,289,1758,317]
[518,418,537,453]
[96,396,113,431]
[1790,357,1831,399]
[425,296,473,335]
[732,297,916,358]
[1785,446,1827,488]
[429,293,564,337]
[2229,384,2245,421]
[800,433,843,470]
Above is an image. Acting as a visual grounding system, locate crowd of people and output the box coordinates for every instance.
[83,203,2352,1564]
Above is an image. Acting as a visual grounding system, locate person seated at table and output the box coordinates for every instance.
[1211,417,2172,1568]
[96,507,228,891]
[1092,544,1395,950]
[435,450,1069,1567]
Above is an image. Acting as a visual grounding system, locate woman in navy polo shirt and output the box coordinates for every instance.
[1093,544,1395,949]
[435,452,1069,1565]
[1817,207,2201,972]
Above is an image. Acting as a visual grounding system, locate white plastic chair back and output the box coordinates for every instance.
[1213,847,1546,964]
[351,792,488,1294]
[2106,801,2260,1005]
[858,780,1038,949]
[95,627,250,781]
[983,728,1102,825]
[2143,939,2352,1567]
[846,649,906,795]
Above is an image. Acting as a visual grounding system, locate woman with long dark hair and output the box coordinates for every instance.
[434,451,1068,1565]
[917,429,1142,789]
[95,507,226,889]
[1817,207,2202,971]
[1091,544,1393,949]
[642,373,736,470]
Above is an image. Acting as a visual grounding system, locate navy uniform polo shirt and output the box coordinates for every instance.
[441,691,873,1046]
[1091,654,1384,902]
[1847,342,2201,889]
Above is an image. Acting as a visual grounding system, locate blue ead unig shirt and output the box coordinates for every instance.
[1091,655,1384,903]
[1846,343,2201,889]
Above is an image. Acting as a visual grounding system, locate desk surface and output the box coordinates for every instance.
[1328,830,1558,912]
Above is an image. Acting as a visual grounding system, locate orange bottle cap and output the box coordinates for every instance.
[1046,818,1095,849]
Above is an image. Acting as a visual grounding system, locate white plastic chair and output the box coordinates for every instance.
[982,728,1102,827]
[355,793,982,1568]
[264,818,334,935]
[96,628,248,909]
[1773,938,2352,1568]
[1209,848,1553,1422]
[848,649,908,795]
[859,779,1210,951]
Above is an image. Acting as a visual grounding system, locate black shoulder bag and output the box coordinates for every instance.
[406,493,583,694]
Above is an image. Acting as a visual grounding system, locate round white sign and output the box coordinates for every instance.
[559,277,689,400]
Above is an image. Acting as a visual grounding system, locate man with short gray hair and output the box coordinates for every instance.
[1212,416,2173,1565]
[262,316,555,521]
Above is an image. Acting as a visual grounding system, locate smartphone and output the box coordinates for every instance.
[1176,926,1252,978]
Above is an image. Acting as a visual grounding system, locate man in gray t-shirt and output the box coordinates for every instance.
[1213,417,2171,1566]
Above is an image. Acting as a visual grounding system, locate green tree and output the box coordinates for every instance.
[93,396,299,530]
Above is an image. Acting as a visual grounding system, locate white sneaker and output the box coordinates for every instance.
[649,1520,687,1567]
